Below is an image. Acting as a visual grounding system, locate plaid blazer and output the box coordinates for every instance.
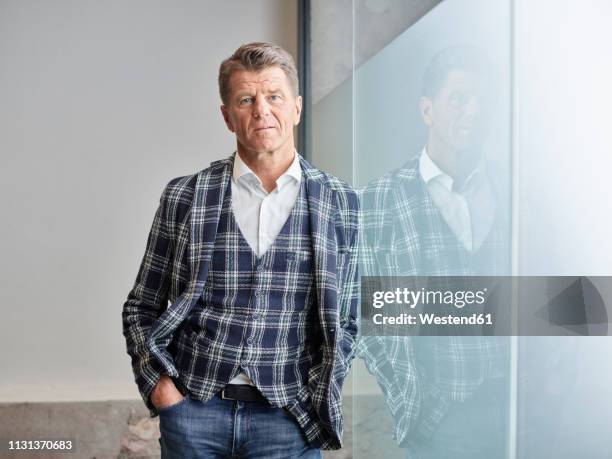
[122,153,359,450]
[358,157,508,446]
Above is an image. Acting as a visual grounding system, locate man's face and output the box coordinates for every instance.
[221,66,302,157]
[420,69,490,153]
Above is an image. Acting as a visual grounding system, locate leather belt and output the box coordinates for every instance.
[220,384,269,403]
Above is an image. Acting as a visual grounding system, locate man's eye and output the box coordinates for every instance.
[449,92,468,106]
[240,97,254,105]
[269,95,282,101]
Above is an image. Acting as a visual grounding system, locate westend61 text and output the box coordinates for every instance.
[372,312,493,326]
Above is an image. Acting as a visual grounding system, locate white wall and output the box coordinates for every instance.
[0,0,297,402]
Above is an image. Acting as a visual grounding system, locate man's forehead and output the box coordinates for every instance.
[230,67,288,90]
[438,69,489,94]
[443,69,479,86]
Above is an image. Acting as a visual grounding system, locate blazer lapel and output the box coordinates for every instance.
[189,155,234,288]
[148,154,233,343]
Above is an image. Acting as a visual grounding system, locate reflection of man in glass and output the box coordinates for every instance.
[359,47,509,458]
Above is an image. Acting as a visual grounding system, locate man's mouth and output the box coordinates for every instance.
[456,125,473,135]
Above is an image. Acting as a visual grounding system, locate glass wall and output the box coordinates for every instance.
[309,0,612,457]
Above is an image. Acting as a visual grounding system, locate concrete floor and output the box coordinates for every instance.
[0,395,403,459]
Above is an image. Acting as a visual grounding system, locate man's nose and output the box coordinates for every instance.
[253,96,271,118]
[464,96,480,116]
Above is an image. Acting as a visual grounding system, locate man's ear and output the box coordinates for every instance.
[293,95,303,126]
[221,105,235,132]
[419,96,433,127]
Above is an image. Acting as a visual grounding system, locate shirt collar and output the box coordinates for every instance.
[233,150,302,192]
[283,150,302,184]
[419,146,454,192]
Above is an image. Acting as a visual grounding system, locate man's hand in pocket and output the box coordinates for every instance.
[150,374,185,410]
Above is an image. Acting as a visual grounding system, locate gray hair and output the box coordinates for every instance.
[421,46,493,99]
[218,42,299,105]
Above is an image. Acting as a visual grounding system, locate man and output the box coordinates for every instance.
[358,47,510,458]
[122,42,359,458]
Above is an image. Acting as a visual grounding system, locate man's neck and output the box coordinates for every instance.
[426,139,458,180]
[236,145,296,193]
[426,141,480,189]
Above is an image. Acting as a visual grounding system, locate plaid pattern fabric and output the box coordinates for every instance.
[174,178,320,404]
[358,157,509,446]
[122,153,359,450]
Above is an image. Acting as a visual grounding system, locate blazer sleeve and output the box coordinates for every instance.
[356,181,451,445]
[336,189,360,381]
[122,183,176,415]
[335,190,360,379]
[356,184,423,439]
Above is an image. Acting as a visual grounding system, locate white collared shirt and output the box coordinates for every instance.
[231,151,302,256]
[228,150,302,385]
[419,147,495,252]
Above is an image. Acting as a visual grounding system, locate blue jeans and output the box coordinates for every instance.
[158,393,322,458]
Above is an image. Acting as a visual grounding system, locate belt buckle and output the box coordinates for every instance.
[220,388,234,401]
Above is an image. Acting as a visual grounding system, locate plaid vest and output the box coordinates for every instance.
[172,178,321,406]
